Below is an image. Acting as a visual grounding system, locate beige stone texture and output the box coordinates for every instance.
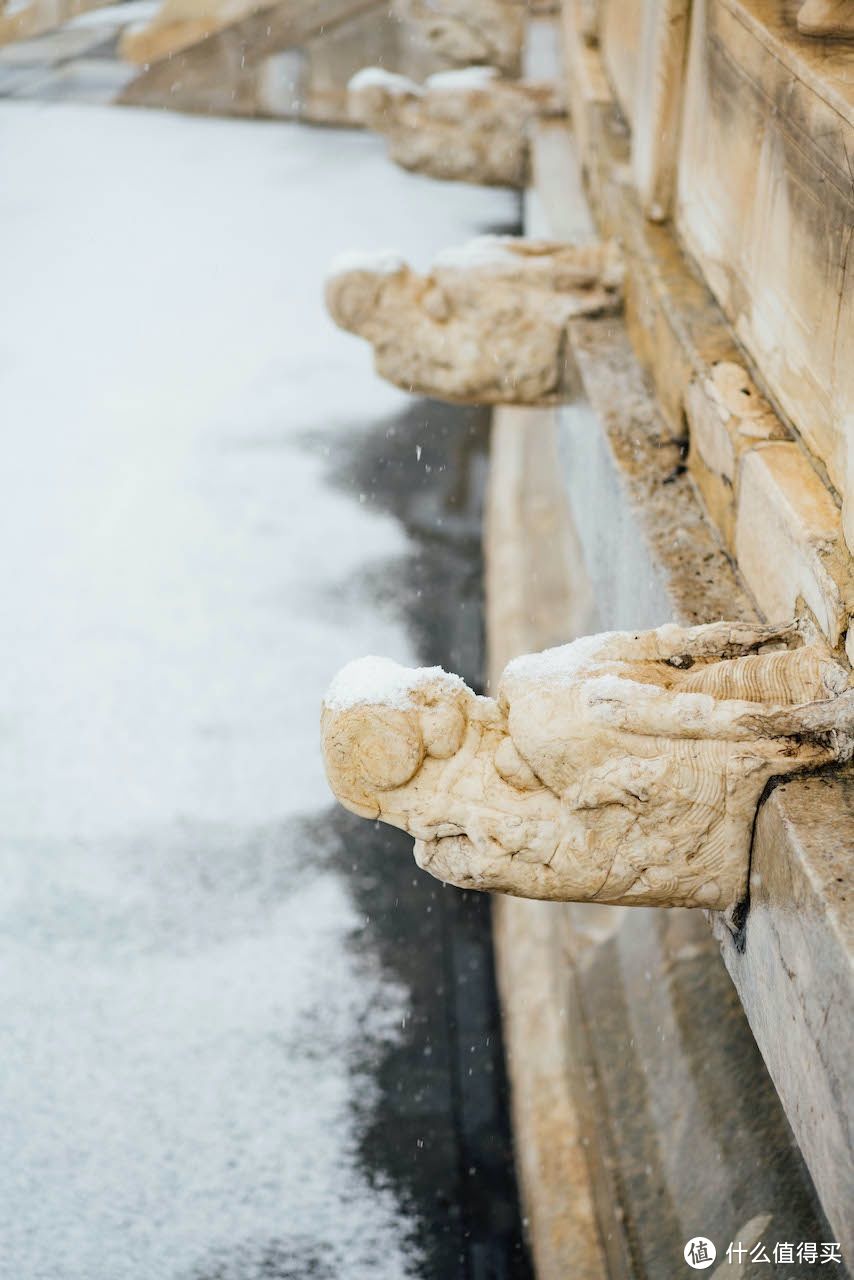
[393,0,525,76]
[597,0,693,236]
[575,0,599,43]
[597,0,643,124]
[735,443,854,648]
[0,0,112,45]
[685,361,787,551]
[525,89,853,1247]
[551,40,733,443]
[321,622,853,911]
[324,236,622,404]
[676,0,854,551]
[565,314,756,629]
[492,895,605,1280]
[630,0,691,221]
[728,777,854,1256]
[560,16,854,656]
[563,303,854,1256]
[797,0,854,36]
[559,2,613,194]
[527,120,597,243]
[118,0,384,115]
[348,65,564,187]
[120,0,261,63]
[569,312,854,1254]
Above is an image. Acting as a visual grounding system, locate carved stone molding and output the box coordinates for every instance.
[321,622,854,910]
[393,0,525,77]
[325,236,622,404]
[348,65,564,187]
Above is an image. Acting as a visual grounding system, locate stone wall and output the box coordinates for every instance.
[487,11,853,1273]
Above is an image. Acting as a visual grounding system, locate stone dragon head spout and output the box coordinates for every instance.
[321,624,854,910]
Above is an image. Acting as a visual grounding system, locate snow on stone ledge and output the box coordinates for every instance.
[506,626,714,685]
[504,630,718,705]
[504,634,622,684]
[434,235,521,271]
[425,66,500,91]
[348,67,422,95]
[324,656,466,712]
[326,249,407,281]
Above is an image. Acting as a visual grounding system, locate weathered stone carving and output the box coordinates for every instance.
[325,236,622,404]
[393,0,525,77]
[796,0,854,37]
[348,66,563,187]
[321,622,853,910]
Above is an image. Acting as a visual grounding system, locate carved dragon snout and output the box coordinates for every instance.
[321,659,476,820]
[347,66,563,188]
[325,236,623,404]
[321,623,854,910]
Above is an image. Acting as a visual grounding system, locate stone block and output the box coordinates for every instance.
[630,0,691,220]
[735,442,854,648]
[597,0,642,125]
[718,772,854,1259]
[676,0,854,551]
[558,0,616,200]
[686,361,787,551]
[557,312,854,1251]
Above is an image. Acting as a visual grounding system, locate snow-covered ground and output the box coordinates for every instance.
[0,103,515,1279]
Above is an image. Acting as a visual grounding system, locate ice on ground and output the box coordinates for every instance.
[0,103,515,1280]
